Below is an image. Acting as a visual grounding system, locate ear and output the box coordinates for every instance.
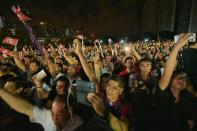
[16,87,23,94]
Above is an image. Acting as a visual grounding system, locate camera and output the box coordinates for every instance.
[76,80,96,107]
[174,33,196,43]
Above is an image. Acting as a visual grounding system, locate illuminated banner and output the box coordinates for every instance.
[2,37,18,46]
[0,47,12,56]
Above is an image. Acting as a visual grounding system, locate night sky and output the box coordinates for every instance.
[1,0,145,35]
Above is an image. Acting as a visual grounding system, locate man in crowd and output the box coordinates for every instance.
[0,88,83,131]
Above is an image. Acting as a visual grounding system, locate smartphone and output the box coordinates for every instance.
[174,35,180,43]
[76,80,96,107]
[188,33,196,42]
[174,33,196,43]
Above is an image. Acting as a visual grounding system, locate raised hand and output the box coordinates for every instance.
[73,39,82,54]
[87,93,105,117]
[11,51,19,58]
[174,33,193,50]
[93,51,100,63]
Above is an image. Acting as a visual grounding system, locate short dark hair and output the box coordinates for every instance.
[109,75,126,88]
[56,75,70,88]
[53,94,75,109]
[124,57,134,63]
[139,57,152,64]
[30,60,40,67]
[101,73,110,80]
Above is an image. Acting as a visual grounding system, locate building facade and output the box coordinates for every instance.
[141,0,196,34]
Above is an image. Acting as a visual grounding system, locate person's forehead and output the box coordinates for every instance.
[57,81,66,85]
[140,61,151,65]
[56,58,63,62]
[30,62,37,66]
[24,56,31,59]
[105,55,111,58]
[126,58,134,62]
[68,65,76,68]
[108,80,119,87]
[5,81,16,86]
[52,101,65,111]
[175,75,187,80]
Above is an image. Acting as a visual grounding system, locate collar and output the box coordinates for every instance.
[107,97,121,107]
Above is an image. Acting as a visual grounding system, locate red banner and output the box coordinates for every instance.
[0,47,12,56]
[2,37,19,46]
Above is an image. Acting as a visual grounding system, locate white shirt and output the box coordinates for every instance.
[30,106,83,131]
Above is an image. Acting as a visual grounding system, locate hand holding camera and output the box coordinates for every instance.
[32,70,47,88]
[76,80,96,107]
[87,93,105,117]
[174,33,195,50]
[174,33,196,44]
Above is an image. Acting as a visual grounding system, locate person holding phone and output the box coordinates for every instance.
[87,75,133,131]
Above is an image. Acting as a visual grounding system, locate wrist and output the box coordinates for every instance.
[77,51,83,55]
[99,108,109,120]
[94,61,100,64]
[172,47,181,52]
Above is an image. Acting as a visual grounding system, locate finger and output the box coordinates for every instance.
[179,33,185,39]
[87,93,95,98]
[88,94,103,104]
[91,94,102,101]
[184,33,193,39]
[87,95,97,104]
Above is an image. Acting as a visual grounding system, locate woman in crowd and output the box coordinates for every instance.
[158,33,196,131]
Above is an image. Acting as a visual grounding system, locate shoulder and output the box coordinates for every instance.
[64,114,83,131]
[30,106,55,131]
[30,106,52,122]
[156,85,173,99]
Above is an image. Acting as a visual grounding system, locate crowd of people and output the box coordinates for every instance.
[0,33,197,131]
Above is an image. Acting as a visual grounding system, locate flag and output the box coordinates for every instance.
[0,47,12,56]
[24,23,44,55]
[11,5,43,55]
[12,5,31,22]
[2,37,18,46]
